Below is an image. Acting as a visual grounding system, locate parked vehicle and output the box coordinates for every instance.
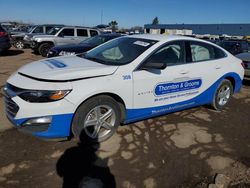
[244,36,250,43]
[47,33,121,57]
[11,24,63,49]
[31,26,100,57]
[4,35,244,141]
[0,25,11,53]
[214,40,249,55]
[236,52,250,80]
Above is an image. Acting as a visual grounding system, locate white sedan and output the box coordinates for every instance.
[4,34,244,141]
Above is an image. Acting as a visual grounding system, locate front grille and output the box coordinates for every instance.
[4,95,19,118]
[3,84,20,119]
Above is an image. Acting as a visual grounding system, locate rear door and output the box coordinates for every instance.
[76,28,89,43]
[182,40,227,104]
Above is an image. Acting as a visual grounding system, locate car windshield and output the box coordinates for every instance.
[82,37,157,65]
[80,35,110,46]
[47,26,62,35]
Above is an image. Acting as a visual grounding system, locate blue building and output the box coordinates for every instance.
[144,24,250,36]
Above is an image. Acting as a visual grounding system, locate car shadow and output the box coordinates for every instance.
[56,132,116,188]
[0,49,24,56]
[242,79,250,86]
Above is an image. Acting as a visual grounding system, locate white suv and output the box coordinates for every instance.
[30,26,100,57]
[4,35,244,142]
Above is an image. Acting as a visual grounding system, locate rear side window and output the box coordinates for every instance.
[213,46,226,59]
[186,41,226,62]
[90,30,98,37]
[77,29,88,37]
[60,28,74,36]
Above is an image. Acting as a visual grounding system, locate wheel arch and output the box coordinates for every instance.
[224,76,235,92]
[73,92,127,123]
[38,41,55,46]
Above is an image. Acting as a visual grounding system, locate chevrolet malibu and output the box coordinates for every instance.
[4,35,244,142]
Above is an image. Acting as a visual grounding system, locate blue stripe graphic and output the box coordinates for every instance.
[125,72,242,124]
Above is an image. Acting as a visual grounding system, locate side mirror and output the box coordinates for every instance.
[141,60,166,70]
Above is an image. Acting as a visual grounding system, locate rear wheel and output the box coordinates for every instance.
[14,40,24,49]
[72,96,121,142]
[38,43,53,57]
[212,79,233,110]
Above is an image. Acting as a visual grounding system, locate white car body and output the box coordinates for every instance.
[4,35,244,139]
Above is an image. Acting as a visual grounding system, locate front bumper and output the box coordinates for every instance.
[3,84,75,139]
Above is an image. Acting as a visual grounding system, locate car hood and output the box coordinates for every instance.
[18,56,119,81]
[32,35,55,39]
[52,43,94,52]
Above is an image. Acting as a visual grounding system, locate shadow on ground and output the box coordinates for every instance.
[0,49,24,57]
[56,132,116,188]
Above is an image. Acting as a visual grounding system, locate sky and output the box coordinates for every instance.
[0,0,250,28]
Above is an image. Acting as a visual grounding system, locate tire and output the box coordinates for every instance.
[38,43,53,57]
[72,95,122,142]
[14,40,24,49]
[212,79,233,110]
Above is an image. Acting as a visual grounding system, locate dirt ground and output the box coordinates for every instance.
[0,48,250,188]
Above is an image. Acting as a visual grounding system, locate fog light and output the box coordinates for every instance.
[23,116,52,126]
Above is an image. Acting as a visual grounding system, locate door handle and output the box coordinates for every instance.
[179,70,189,74]
[215,65,221,69]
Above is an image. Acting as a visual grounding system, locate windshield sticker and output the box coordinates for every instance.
[43,59,67,69]
[154,79,202,96]
[133,41,150,47]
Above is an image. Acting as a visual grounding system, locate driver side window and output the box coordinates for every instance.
[147,41,184,66]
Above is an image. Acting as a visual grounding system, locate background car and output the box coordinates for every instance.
[0,25,11,54]
[214,40,249,55]
[236,52,250,80]
[47,33,122,57]
[31,26,100,57]
[11,24,64,49]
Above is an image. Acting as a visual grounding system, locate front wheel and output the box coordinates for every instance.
[72,96,122,142]
[212,79,233,110]
[38,43,53,57]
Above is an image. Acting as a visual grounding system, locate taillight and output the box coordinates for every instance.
[241,61,246,69]
[0,31,7,37]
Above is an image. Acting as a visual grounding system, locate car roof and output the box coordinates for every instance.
[126,34,206,43]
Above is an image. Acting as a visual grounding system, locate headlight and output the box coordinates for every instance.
[59,51,76,56]
[18,90,71,103]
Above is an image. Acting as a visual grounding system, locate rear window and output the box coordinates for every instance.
[77,29,88,37]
